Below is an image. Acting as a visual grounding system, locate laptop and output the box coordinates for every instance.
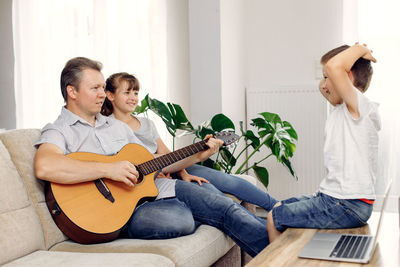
[298,179,393,263]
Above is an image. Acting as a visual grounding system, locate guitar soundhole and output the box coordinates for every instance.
[136,167,144,184]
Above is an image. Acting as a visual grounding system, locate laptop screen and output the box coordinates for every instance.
[370,178,393,251]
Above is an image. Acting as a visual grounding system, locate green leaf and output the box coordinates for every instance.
[251,118,269,130]
[282,139,296,157]
[260,112,281,124]
[220,148,237,167]
[252,165,269,188]
[243,130,260,148]
[283,121,298,140]
[282,158,297,179]
[144,96,195,137]
[148,97,173,124]
[133,94,150,114]
[198,158,215,169]
[213,161,222,171]
[197,127,215,140]
[167,103,194,131]
[211,114,235,132]
[258,129,270,138]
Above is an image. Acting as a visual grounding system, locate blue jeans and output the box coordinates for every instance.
[123,180,269,257]
[121,197,197,239]
[186,164,278,211]
[272,192,373,232]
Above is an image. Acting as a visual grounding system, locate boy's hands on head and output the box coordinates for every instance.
[354,42,377,64]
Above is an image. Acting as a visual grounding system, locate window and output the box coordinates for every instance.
[13,0,167,130]
[344,0,400,206]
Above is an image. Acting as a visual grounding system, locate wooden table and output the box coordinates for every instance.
[246,212,399,267]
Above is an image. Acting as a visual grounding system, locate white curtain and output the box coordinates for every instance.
[344,0,400,208]
[13,0,167,130]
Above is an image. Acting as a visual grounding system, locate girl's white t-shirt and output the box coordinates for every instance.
[319,90,381,199]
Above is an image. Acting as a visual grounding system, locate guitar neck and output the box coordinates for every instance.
[137,140,208,175]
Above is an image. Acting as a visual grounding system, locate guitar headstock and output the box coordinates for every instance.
[215,131,240,146]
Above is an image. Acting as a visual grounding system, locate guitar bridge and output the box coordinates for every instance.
[94,179,115,203]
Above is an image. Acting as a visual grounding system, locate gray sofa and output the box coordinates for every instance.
[0,129,257,267]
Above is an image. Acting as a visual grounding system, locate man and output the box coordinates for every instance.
[34,57,270,257]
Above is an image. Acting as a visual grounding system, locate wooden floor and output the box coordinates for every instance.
[246,211,399,267]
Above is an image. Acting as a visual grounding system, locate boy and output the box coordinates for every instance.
[267,44,381,242]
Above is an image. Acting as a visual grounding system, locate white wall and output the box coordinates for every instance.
[220,0,246,128]
[188,0,222,125]
[244,0,343,87]
[166,1,190,114]
[164,0,191,149]
[189,0,343,129]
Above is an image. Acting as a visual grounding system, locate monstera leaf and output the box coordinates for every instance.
[135,94,193,137]
[251,112,297,163]
[252,165,269,188]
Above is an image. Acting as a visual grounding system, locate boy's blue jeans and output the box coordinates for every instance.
[272,192,373,232]
[122,180,269,257]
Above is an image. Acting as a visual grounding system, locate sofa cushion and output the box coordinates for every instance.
[0,139,45,265]
[0,129,68,249]
[50,225,234,267]
[3,250,174,267]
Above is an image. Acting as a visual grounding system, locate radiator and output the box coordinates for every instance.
[245,84,327,200]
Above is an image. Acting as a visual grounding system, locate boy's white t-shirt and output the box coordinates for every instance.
[319,90,381,199]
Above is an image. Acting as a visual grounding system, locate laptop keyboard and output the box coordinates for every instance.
[330,235,373,259]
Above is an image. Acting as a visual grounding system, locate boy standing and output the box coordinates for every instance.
[267,44,381,242]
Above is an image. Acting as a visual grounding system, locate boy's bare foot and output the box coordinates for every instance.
[267,201,282,242]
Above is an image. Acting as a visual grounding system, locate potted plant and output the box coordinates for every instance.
[134,94,298,188]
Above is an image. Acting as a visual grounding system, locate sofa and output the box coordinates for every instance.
[0,129,258,267]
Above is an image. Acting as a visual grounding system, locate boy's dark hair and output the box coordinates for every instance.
[60,57,103,102]
[320,45,373,92]
[101,72,140,116]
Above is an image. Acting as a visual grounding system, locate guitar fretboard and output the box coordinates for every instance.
[137,140,208,175]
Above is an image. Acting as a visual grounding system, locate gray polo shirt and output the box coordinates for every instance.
[36,107,175,199]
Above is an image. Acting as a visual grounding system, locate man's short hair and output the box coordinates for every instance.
[60,57,103,102]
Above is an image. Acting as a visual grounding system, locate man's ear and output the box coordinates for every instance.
[67,85,77,100]
[105,91,114,101]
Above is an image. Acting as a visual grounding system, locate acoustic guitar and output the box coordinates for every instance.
[45,132,238,244]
